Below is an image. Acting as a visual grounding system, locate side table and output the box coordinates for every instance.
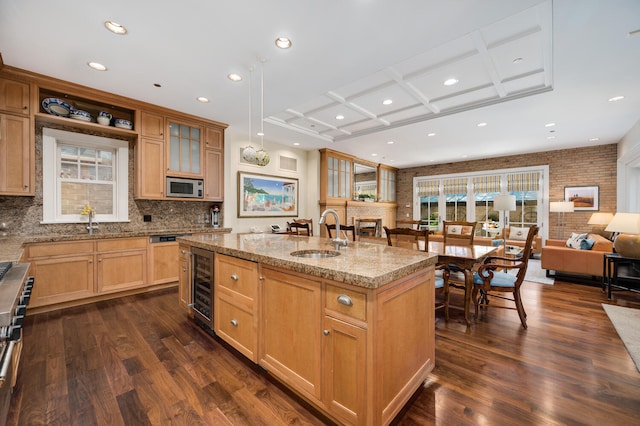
[603,253,640,299]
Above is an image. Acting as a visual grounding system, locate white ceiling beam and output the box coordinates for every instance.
[471,30,507,98]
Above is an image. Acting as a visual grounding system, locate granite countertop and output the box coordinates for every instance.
[179,233,438,289]
[0,227,231,263]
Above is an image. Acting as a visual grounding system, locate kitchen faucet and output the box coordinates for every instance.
[319,209,348,251]
[87,211,99,235]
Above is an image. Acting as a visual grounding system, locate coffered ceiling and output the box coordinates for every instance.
[1,0,639,168]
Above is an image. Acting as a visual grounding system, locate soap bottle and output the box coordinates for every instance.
[211,205,220,228]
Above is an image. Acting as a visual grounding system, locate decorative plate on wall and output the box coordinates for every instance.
[42,98,72,117]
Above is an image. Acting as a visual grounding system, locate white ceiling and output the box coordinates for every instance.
[1,0,639,168]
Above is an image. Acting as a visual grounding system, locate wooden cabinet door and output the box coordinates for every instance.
[0,113,31,195]
[204,126,223,150]
[29,255,95,308]
[97,249,147,293]
[322,316,367,426]
[135,137,165,199]
[0,78,29,115]
[149,241,179,284]
[260,266,322,402]
[204,148,223,201]
[140,111,165,139]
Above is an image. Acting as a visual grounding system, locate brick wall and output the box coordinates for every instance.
[396,144,617,239]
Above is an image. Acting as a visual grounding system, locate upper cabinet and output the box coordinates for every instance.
[0,66,228,201]
[0,78,29,115]
[319,148,397,204]
[0,77,33,195]
[167,121,202,177]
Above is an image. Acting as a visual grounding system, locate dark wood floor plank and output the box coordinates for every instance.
[8,280,640,425]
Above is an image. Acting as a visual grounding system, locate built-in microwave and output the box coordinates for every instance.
[166,177,203,198]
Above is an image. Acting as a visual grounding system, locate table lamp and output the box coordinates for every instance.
[605,212,640,259]
[494,194,516,256]
[588,212,614,237]
[550,201,574,239]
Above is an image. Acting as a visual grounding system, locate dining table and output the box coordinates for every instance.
[424,241,498,326]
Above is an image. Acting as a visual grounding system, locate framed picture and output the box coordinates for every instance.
[564,185,599,211]
[238,172,298,217]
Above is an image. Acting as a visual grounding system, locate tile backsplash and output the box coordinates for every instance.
[0,122,222,236]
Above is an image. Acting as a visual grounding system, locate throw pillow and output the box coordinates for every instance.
[492,239,505,247]
[566,232,588,249]
[448,226,462,235]
[509,226,530,241]
[580,238,596,250]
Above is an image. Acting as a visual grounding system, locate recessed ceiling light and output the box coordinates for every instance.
[293,142,300,146]
[477,122,487,127]
[104,21,127,35]
[275,37,292,49]
[547,136,556,140]
[371,153,378,157]
[443,78,459,86]
[196,97,209,103]
[512,57,524,64]
[387,141,394,144]
[382,99,393,105]
[589,137,600,142]
[227,73,242,82]
[427,132,436,137]
[335,115,345,120]
[87,62,107,71]
[608,95,625,102]
[545,122,556,127]
[257,131,264,136]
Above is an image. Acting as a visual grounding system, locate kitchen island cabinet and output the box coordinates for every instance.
[178,233,437,426]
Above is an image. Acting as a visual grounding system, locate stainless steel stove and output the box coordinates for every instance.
[0,261,33,424]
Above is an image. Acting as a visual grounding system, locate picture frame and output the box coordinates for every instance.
[564,185,599,211]
[238,172,298,218]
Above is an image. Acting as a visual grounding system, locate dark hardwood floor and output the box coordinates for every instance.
[8,277,640,425]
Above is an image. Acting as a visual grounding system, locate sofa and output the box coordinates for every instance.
[541,233,613,278]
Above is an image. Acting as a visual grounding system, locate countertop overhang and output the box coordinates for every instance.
[178,233,438,289]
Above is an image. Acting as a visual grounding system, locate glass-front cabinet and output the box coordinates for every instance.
[168,121,202,176]
[324,150,352,199]
[378,165,396,202]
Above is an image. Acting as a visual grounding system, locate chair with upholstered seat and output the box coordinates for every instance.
[325,223,357,242]
[472,225,539,328]
[383,226,449,319]
[288,221,311,236]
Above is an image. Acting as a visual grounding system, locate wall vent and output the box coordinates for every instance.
[280,155,297,172]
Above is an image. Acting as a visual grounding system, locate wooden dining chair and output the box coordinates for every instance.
[293,219,313,236]
[472,225,539,328]
[442,221,477,246]
[288,221,311,236]
[325,223,357,242]
[384,226,449,319]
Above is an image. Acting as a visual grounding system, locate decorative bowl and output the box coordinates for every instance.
[42,98,72,117]
[70,109,91,121]
[114,118,133,129]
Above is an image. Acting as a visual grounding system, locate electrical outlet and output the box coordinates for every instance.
[143,215,152,222]
[406,213,410,217]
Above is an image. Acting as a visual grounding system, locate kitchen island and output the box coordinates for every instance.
[178,233,438,426]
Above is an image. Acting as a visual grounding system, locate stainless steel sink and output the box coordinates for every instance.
[290,249,341,258]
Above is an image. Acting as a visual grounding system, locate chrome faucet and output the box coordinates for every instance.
[319,209,349,251]
[87,211,99,235]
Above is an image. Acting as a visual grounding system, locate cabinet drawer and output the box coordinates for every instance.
[325,284,367,322]
[217,297,257,361]
[216,254,257,299]
[27,241,94,258]
[97,237,147,252]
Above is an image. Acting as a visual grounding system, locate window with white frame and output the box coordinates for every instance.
[42,128,129,224]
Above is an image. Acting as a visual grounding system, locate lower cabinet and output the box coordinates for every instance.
[149,241,179,285]
[214,253,259,362]
[96,238,147,293]
[25,237,164,311]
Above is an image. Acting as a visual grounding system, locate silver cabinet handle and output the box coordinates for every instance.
[323,330,329,336]
[0,341,16,384]
[180,249,186,254]
[230,274,238,281]
[337,294,353,306]
[230,319,238,327]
